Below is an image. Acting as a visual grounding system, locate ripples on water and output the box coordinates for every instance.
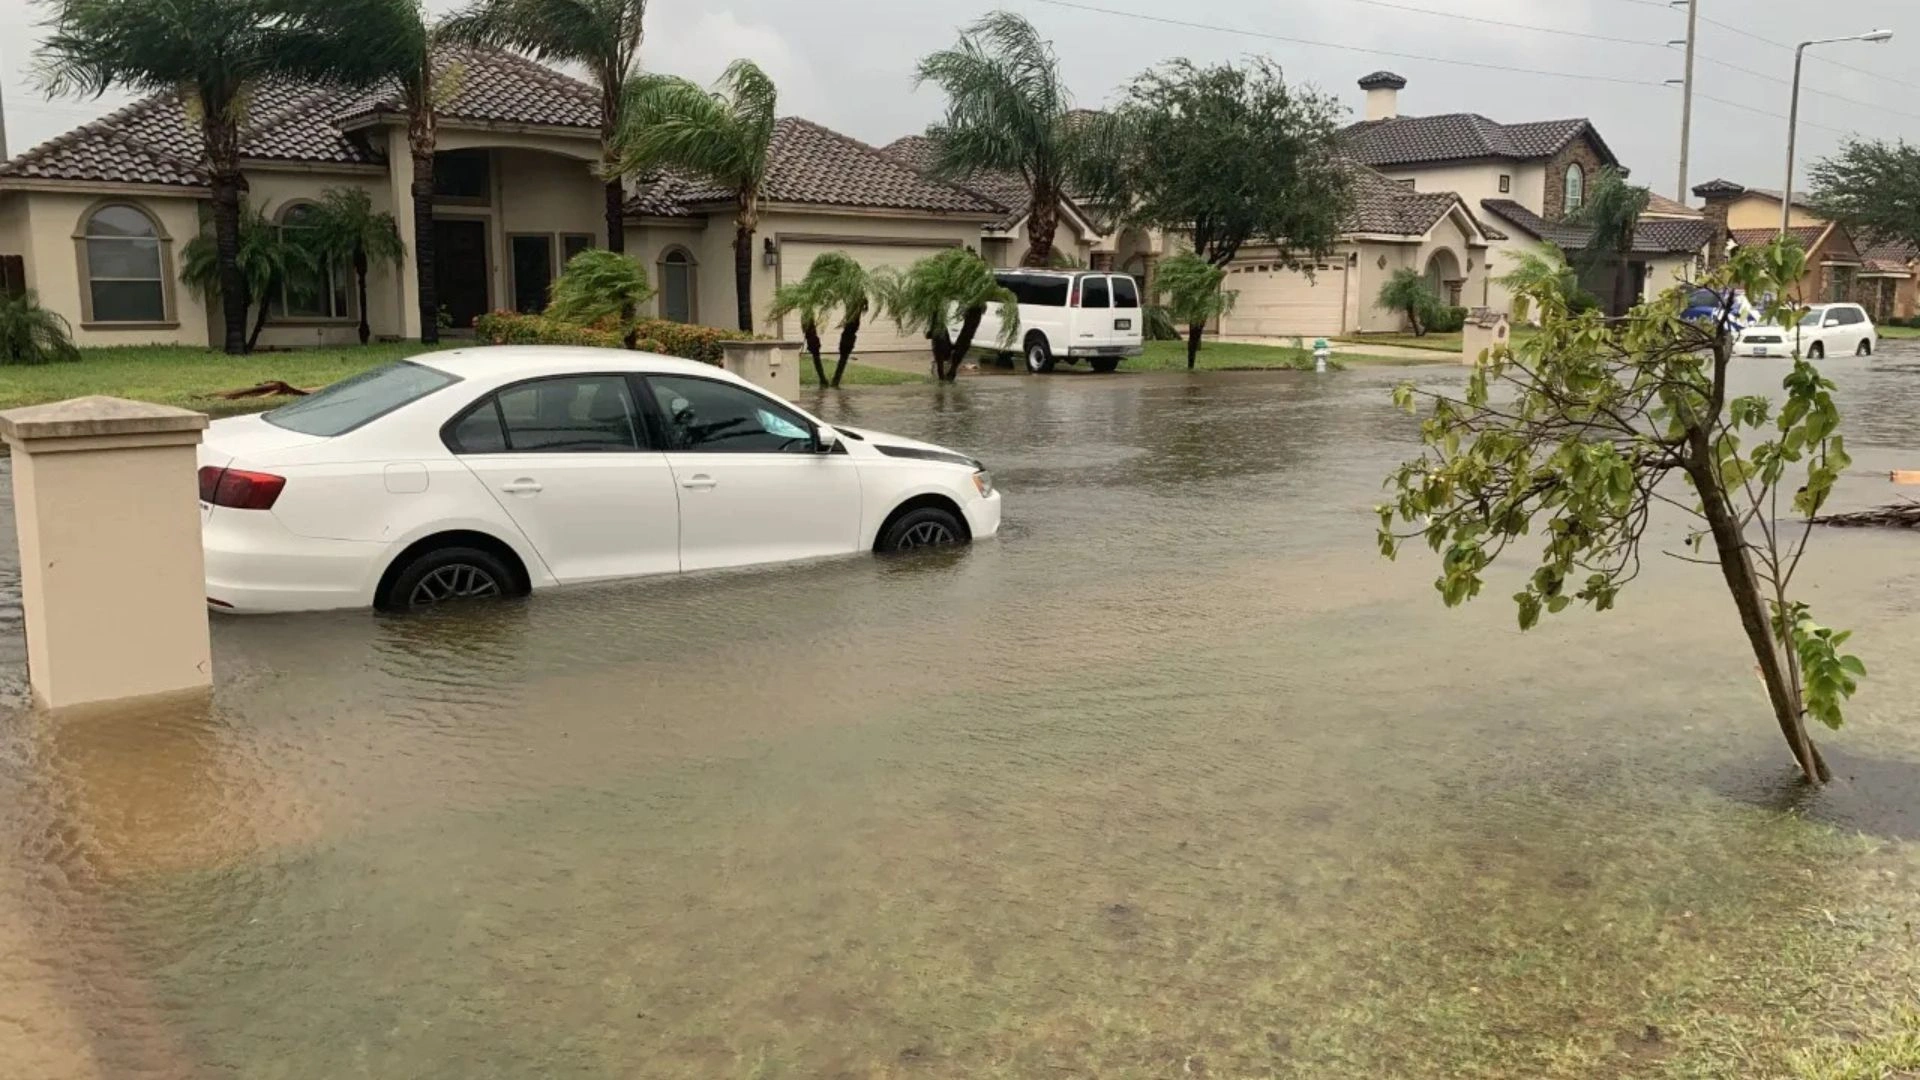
[2,350,1920,1077]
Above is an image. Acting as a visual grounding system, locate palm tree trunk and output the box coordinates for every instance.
[600,85,626,254]
[411,144,438,344]
[1186,322,1203,369]
[947,306,986,381]
[354,248,371,345]
[802,319,825,386]
[247,295,271,352]
[732,222,754,333]
[832,315,860,388]
[1023,183,1059,268]
[930,330,954,382]
[604,179,627,255]
[202,107,248,355]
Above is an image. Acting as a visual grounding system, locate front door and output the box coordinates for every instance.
[434,218,490,332]
[641,373,862,571]
[448,374,682,583]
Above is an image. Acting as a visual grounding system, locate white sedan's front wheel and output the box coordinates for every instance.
[879,506,966,552]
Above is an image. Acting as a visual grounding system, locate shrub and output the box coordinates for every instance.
[0,290,81,366]
[472,310,751,364]
[1565,290,1603,317]
[1426,305,1468,334]
[547,250,654,326]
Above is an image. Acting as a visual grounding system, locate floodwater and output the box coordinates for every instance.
[4,348,1920,1079]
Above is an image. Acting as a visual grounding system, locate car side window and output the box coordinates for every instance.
[1080,276,1110,308]
[1839,307,1865,326]
[646,375,815,453]
[445,375,643,453]
[1111,276,1140,309]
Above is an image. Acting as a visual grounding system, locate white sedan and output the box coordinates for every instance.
[198,347,1001,613]
[1734,302,1877,359]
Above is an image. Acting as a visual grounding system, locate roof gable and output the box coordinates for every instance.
[1341,113,1616,170]
[1481,198,1709,255]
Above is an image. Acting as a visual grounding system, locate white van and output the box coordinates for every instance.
[979,270,1146,373]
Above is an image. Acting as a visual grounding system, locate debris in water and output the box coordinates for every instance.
[1812,500,1920,529]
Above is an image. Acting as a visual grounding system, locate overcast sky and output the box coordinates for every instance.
[4,0,1917,203]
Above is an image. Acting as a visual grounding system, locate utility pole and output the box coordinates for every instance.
[1674,0,1698,202]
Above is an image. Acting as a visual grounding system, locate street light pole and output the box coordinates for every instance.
[1675,0,1698,202]
[1782,29,1893,236]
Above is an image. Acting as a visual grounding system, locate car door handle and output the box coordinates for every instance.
[500,478,542,495]
[680,474,718,490]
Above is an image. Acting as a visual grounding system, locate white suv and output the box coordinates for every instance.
[1736,302,1877,359]
[978,270,1146,373]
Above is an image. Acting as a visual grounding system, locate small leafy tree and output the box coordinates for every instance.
[0,291,82,365]
[1809,138,1920,253]
[303,187,406,345]
[1379,238,1863,785]
[1078,57,1351,267]
[545,248,654,348]
[615,59,776,332]
[1498,246,1578,322]
[916,13,1101,268]
[1377,268,1442,336]
[1155,251,1235,368]
[874,248,1018,383]
[766,252,875,388]
[181,207,316,352]
[1570,168,1650,317]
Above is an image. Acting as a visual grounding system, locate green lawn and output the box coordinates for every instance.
[1879,324,1920,340]
[1133,339,1443,371]
[800,359,928,386]
[1335,327,1542,354]
[0,342,924,417]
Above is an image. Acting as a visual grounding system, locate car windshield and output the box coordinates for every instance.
[264,361,460,436]
[1798,309,1828,327]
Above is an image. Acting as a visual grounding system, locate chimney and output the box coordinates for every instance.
[1359,71,1407,121]
[1691,179,1746,269]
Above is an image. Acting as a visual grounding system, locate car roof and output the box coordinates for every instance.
[411,345,747,383]
[993,268,1119,279]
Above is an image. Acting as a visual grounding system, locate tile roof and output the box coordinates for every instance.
[1729,225,1829,251]
[1358,71,1408,90]
[1741,187,1819,210]
[1,46,597,189]
[1691,178,1746,197]
[1859,241,1919,275]
[1346,167,1465,236]
[1641,192,1700,218]
[626,119,1005,220]
[880,134,1031,226]
[1341,114,1615,169]
[1480,199,1709,254]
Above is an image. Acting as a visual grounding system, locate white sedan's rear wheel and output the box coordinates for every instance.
[381,546,517,612]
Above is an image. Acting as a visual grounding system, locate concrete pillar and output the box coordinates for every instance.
[387,127,423,340]
[1462,309,1511,366]
[0,397,211,708]
[719,340,801,400]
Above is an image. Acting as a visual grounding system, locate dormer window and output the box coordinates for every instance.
[1564,164,1586,214]
[1499,174,1511,193]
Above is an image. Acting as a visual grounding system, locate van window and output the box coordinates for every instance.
[1112,276,1140,309]
[1080,276,1110,308]
[998,273,1069,307]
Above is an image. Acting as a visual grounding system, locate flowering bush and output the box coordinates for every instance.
[471,311,751,365]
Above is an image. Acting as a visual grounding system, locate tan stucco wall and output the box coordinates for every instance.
[1381,161,1546,216]
[1643,253,1697,301]
[1351,211,1488,333]
[1725,193,1822,230]
[245,168,404,348]
[9,189,210,347]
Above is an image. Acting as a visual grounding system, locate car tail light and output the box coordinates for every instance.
[197,465,285,510]
[1068,280,1080,307]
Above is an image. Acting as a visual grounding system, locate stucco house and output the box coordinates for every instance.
[1691,179,1915,321]
[0,47,1007,351]
[1341,71,1706,317]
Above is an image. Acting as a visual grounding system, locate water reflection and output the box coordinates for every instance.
[1,347,1919,1077]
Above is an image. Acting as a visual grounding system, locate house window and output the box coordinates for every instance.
[1564,164,1586,214]
[562,234,594,266]
[1396,178,1416,189]
[80,203,168,323]
[434,149,490,203]
[660,247,695,322]
[510,235,555,313]
[1499,174,1511,194]
[273,203,351,319]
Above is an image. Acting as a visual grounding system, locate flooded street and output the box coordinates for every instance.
[4,349,1920,1077]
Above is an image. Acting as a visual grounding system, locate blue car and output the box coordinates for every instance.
[1681,286,1763,330]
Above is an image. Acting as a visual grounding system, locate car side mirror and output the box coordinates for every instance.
[813,425,839,453]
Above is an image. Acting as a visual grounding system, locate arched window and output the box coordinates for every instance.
[659,246,696,323]
[273,203,352,319]
[1563,164,1586,215]
[79,203,169,323]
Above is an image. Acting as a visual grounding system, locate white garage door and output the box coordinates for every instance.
[778,240,959,353]
[1217,259,1348,337]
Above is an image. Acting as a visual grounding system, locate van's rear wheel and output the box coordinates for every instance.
[1808,341,1825,359]
[1089,357,1120,373]
[1025,338,1056,374]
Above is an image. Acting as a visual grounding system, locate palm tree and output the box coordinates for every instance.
[1497,246,1579,322]
[438,0,646,254]
[364,0,445,344]
[0,291,82,366]
[1377,268,1442,337]
[916,12,1094,268]
[35,0,422,355]
[180,206,317,352]
[873,247,1018,383]
[615,60,776,333]
[303,187,406,345]
[1571,168,1651,317]
[546,248,654,347]
[1155,252,1236,369]
[766,252,876,388]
